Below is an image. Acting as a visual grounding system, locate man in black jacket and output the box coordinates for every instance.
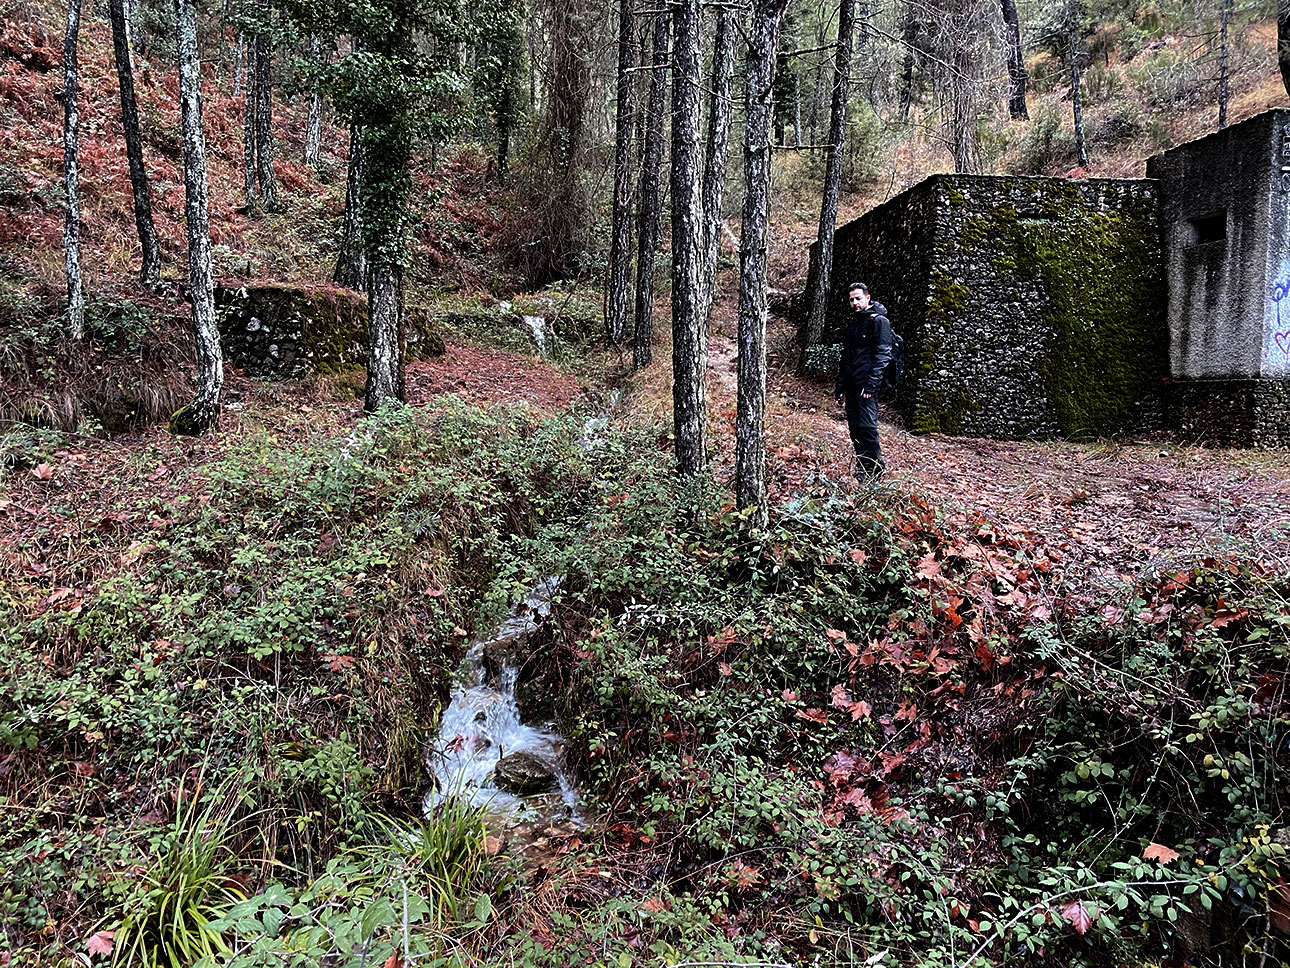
[833,282,892,480]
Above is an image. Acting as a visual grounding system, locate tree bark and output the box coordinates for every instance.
[304,34,323,168]
[171,0,223,435]
[633,14,668,371]
[1069,20,1089,168]
[737,0,790,524]
[62,0,85,340]
[365,264,403,410]
[254,29,280,209]
[699,4,735,329]
[898,3,917,121]
[233,32,244,97]
[800,0,857,370]
[1280,0,1290,98]
[1218,0,1231,129]
[605,0,635,346]
[1001,0,1028,119]
[109,0,161,288]
[334,124,368,289]
[947,0,982,174]
[243,38,257,210]
[671,0,707,476]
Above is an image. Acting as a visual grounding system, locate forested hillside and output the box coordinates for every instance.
[2,0,1289,964]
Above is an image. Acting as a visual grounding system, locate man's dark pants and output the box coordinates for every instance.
[844,390,883,478]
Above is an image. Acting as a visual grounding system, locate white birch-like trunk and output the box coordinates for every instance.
[671,0,707,476]
[62,0,85,340]
[171,0,223,435]
[254,31,280,209]
[304,34,323,168]
[736,0,789,523]
[365,265,403,411]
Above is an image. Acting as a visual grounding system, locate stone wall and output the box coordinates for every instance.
[1168,379,1290,448]
[803,174,1167,440]
[216,283,443,379]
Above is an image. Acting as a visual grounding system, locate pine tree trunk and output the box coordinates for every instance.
[605,0,635,346]
[1001,0,1028,119]
[698,5,734,328]
[800,0,856,370]
[109,0,161,288]
[171,0,223,435]
[671,0,707,476]
[898,4,917,121]
[334,124,368,290]
[1218,0,1230,129]
[737,0,790,524]
[1280,0,1290,98]
[1069,22,1089,167]
[254,31,280,209]
[62,0,85,340]
[365,264,403,411]
[243,39,257,210]
[304,34,323,168]
[634,14,668,371]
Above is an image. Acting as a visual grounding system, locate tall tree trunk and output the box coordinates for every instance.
[62,0,85,340]
[800,0,857,370]
[304,34,323,168]
[947,0,982,173]
[109,0,161,288]
[334,124,368,290]
[171,0,223,435]
[1069,19,1089,167]
[699,5,734,329]
[633,14,668,370]
[233,32,244,97]
[792,71,801,147]
[898,3,917,121]
[365,264,403,409]
[737,0,790,524]
[808,15,826,144]
[671,0,707,476]
[1280,0,1290,98]
[605,0,635,346]
[254,30,280,209]
[1001,0,1028,119]
[243,39,257,210]
[1218,0,1231,129]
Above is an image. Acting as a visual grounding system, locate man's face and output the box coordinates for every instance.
[849,288,871,312]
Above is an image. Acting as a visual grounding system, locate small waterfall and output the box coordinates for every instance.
[522,315,549,356]
[423,578,580,822]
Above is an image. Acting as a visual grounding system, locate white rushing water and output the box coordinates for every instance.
[423,578,580,822]
[522,315,549,356]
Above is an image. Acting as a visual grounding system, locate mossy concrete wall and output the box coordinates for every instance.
[216,283,444,379]
[803,174,1167,440]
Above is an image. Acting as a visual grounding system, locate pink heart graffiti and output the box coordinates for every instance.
[1278,330,1290,360]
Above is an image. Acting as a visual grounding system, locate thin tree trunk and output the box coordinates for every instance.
[171,0,223,435]
[63,0,85,340]
[334,124,368,290]
[699,5,734,329]
[305,34,324,167]
[737,0,790,523]
[808,15,826,144]
[898,3,917,121]
[365,264,403,410]
[1218,0,1231,129]
[1069,21,1089,167]
[243,38,257,210]
[1001,0,1028,119]
[254,30,280,209]
[792,71,801,147]
[801,0,857,369]
[948,0,982,174]
[233,32,244,97]
[109,0,161,288]
[605,0,635,346]
[671,0,707,476]
[634,14,668,370]
[1280,0,1290,98]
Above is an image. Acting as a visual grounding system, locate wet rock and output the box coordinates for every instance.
[493,751,559,795]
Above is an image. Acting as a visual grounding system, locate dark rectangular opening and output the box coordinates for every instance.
[1189,210,1227,246]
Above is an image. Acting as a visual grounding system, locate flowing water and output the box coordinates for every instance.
[521,315,549,356]
[422,578,580,823]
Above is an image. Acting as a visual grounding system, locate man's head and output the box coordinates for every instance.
[848,282,871,312]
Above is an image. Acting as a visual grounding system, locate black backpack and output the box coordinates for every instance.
[880,330,905,400]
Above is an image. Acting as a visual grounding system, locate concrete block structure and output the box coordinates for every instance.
[800,108,1290,447]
